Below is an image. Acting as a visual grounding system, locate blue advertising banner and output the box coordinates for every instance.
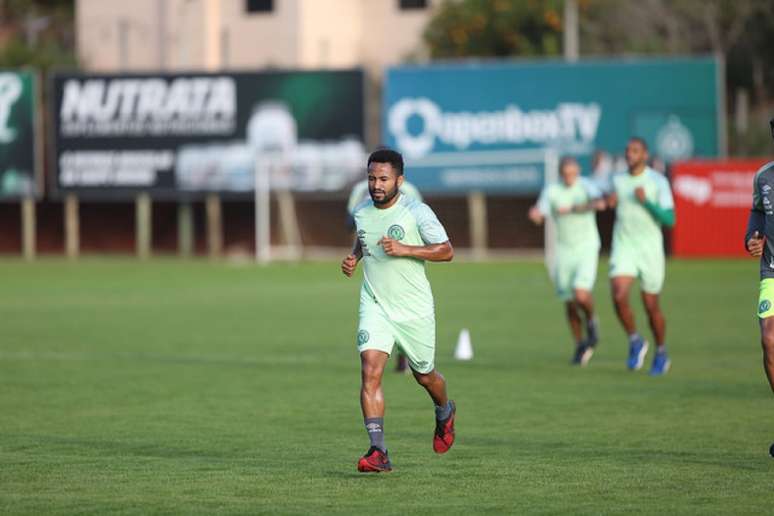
[383,57,721,194]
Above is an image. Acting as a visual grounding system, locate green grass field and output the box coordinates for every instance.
[1,258,773,514]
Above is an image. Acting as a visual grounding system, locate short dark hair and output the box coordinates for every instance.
[559,155,578,171]
[367,148,404,176]
[629,136,649,151]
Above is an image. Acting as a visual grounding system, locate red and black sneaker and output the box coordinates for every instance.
[433,400,456,454]
[357,446,392,473]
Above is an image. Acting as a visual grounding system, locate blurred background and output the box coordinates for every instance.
[0,0,772,260]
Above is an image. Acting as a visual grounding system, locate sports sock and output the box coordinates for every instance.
[435,400,452,421]
[364,417,386,452]
[656,344,667,353]
[628,333,642,343]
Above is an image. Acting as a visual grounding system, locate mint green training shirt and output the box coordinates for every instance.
[536,177,602,251]
[353,194,449,322]
[603,167,674,252]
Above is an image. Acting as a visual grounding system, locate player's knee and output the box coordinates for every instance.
[761,327,774,355]
[612,289,628,305]
[643,297,660,314]
[574,290,591,304]
[413,370,434,387]
[361,363,383,387]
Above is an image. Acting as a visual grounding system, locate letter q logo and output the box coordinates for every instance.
[387,98,441,159]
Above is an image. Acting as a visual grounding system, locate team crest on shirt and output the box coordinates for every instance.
[357,330,370,345]
[387,224,405,240]
[759,300,771,314]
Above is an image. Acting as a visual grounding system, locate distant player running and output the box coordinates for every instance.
[605,137,675,375]
[341,148,456,473]
[745,118,774,456]
[528,156,605,365]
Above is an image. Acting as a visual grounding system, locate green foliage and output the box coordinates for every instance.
[423,0,564,58]
[579,0,774,108]
[0,36,76,69]
[0,0,76,69]
[1,258,773,513]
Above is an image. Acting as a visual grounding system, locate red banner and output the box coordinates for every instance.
[671,159,772,257]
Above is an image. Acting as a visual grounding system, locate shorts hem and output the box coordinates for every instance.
[357,345,392,356]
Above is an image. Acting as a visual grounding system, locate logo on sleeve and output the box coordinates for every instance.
[759,300,771,314]
[387,224,405,240]
[357,330,370,346]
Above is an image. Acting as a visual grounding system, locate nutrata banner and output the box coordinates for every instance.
[384,57,722,194]
[672,159,771,257]
[0,70,39,199]
[50,70,365,199]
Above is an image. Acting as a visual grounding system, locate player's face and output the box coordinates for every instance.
[368,162,403,205]
[560,161,580,186]
[625,140,648,170]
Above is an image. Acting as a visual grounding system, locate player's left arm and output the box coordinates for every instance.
[379,237,453,262]
[380,202,454,262]
[635,177,675,227]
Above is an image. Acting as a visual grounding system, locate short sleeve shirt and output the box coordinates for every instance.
[353,194,449,322]
[536,177,601,250]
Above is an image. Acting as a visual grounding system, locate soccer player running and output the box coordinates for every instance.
[528,156,605,365]
[745,119,774,453]
[605,137,675,375]
[341,148,455,473]
[346,177,423,373]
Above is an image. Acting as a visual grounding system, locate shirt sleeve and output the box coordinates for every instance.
[753,169,765,212]
[413,203,449,244]
[536,187,551,216]
[655,175,674,209]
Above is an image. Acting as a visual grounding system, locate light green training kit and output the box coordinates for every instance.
[604,167,674,294]
[353,193,449,374]
[537,177,602,301]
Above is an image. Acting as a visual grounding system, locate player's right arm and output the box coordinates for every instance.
[528,187,550,225]
[746,171,766,257]
[341,238,363,277]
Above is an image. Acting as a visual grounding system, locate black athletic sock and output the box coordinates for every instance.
[364,417,385,452]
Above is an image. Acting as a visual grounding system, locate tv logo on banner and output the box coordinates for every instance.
[387,97,601,159]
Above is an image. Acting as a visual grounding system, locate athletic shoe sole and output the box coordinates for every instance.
[357,460,392,473]
[579,346,594,367]
[629,341,649,371]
